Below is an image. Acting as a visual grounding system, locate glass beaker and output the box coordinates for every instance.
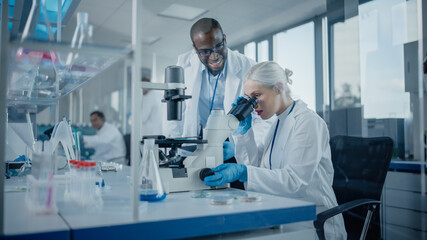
[139,139,166,202]
[26,152,57,214]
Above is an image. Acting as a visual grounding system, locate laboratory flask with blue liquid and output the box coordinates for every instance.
[139,139,166,201]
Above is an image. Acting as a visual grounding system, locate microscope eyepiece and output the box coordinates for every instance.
[246,96,258,108]
[227,96,258,121]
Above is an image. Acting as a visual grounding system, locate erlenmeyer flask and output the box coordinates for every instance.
[139,139,166,201]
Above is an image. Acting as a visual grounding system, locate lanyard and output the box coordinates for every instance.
[269,101,296,170]
[208,73,221,114]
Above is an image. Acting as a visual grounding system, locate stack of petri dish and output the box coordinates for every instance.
[209,195,234,206]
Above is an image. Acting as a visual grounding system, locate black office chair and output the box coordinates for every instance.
[314,136,394,240]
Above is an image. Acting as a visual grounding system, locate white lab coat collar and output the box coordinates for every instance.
[185,48,242,75]
[223,50,243,113]
[264,100,306,151]
[276,100,294,122]
[183,49,245,136]
[97,122,108,133]
[276,100,306,120]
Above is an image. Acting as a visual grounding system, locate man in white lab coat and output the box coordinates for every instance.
[164,18,272,149]
[83,111,126,164]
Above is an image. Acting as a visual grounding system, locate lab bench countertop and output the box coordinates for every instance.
[60,189,315,240]
[3,177,70,240]
[389,159,427,172]
[3,166,316,240]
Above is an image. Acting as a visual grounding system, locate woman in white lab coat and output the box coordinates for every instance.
[204,61,347,240]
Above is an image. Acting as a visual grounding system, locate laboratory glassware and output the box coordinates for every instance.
[139,139,166,201]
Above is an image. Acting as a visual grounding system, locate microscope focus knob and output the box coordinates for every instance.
[199,168,215,181]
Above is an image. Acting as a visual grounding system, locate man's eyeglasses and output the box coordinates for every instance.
[195,38,225,57]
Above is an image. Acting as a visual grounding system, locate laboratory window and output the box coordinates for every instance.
[244,41,256,61]
[257,40,269,62]
[327,0,419,160]
[331,16,361,111]
[358,0,413,120]
[273,21,316,111]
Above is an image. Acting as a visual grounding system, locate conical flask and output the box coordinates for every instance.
[139,139,166,201]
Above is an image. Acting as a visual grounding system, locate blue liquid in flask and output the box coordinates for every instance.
[140,189,166,202]
[139,139,166,202]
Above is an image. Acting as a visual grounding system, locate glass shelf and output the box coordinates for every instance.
[6,40,131,105]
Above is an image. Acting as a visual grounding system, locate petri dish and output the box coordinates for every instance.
[210,195,233,206]
[238,194,262,203]
[190,190,212,198]
[228,191,248,200]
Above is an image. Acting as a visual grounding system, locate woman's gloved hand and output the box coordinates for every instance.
[223,141,235,161]
[204,163,247,187]
[235,114,252,135]
[232,96,252,135]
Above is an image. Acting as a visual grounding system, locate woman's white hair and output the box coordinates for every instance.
[244,61,293,98]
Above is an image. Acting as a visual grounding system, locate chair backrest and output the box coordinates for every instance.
[330,136,394,239]
[330,135,394,204]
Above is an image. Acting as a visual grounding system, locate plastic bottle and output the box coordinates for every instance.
[87,162,97,206]
[64,159,76,201]
[75,161,82,202]
[139,139,166,201]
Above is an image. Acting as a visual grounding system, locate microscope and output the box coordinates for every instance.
[141,66,257,193]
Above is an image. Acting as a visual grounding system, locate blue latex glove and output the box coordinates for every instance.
[231,96,245,108]
[235,114,252,135]
[223,141,235,161]
[232,96,252,135]
[204,163,247,187]
[13,155,26,162]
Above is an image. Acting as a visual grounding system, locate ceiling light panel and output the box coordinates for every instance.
[158,3,207,21]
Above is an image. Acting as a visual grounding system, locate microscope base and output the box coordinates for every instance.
[159,167,226,193]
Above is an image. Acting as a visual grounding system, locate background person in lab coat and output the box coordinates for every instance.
[204,62,347,240]
[141,77,163,136]
[83,111,126,164]
[163,17,272,161]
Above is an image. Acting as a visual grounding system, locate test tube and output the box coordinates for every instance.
[74,131,81,162]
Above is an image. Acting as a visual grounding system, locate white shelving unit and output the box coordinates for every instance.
[0,0,142,236]
[383,163,427,239]
[6,40,131,105]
